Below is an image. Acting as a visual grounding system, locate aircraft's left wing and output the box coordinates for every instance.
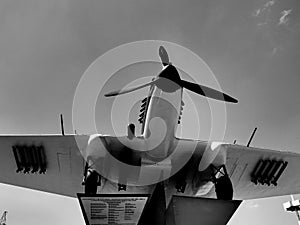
[225,144,300,200]
[172,138,300,200]
[0,135,90,197]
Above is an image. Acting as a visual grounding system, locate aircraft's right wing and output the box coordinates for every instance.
[0,135,90,197]
[0,134,145,197]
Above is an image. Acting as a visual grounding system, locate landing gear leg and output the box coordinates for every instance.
[215,174,233,200]
[83,169,101,195]
[211,165,233,200]
[84,169,101,194]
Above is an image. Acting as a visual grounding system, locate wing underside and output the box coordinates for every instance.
[169,139,300,200]
[1,135,300,201]
[0,135,89,197]
[225,144,300,200]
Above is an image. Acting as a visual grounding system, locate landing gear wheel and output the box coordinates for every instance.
[84,170,100,194]
[215,175,233,200]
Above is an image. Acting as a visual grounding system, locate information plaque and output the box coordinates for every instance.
[77,194,149,225]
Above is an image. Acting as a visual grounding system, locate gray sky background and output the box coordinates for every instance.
[1,0,300,224]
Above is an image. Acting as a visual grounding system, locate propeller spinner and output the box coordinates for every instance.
[105,46,238,103]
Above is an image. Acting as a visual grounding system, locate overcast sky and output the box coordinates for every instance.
[1,0,300,224]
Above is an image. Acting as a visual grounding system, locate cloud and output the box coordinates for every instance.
[265,0,275,8]
[253,0,275,17]
[253,8,261,17]
[252,0,276,30]
[278,9,292,26]
[257,22,268,26]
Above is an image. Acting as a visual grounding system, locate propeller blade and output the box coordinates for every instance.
[181,80,238,103]
[159,46,170,66]
[104,80,156,97]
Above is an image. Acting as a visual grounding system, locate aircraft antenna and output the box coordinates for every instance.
[60,114,65,136]
[0,211,7,225]
[247,127,257,147]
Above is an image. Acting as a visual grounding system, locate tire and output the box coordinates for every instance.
[215,175,233,200]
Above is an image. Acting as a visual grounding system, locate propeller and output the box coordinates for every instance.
[180,80,238,103]
[104,46,238,103]
[104,80,156,97]
[159,46,170,66]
